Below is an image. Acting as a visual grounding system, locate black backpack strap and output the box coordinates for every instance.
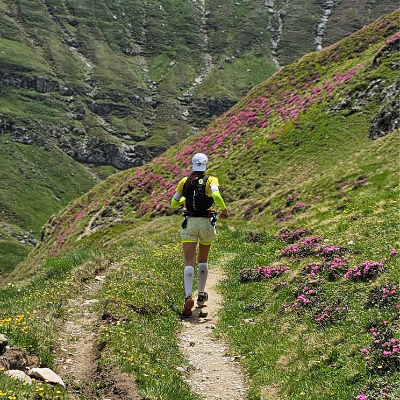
[182,180,187,198]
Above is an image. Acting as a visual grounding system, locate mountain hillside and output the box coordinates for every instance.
[0,10,398,400]
[0,0,398,275]
[18,9,398,265]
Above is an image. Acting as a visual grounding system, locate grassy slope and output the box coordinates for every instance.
[0,133,97,277]
[0,10,399,400]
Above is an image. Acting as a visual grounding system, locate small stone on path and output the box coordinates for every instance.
[6,370,32,384]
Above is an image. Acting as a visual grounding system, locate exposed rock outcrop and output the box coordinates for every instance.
[60,136,166,169]
[368,33,400,139]
[185,97,238,127]
[369,77,400,140]
[0,70,59,93]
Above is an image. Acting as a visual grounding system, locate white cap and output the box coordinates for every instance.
[192,153,208,171]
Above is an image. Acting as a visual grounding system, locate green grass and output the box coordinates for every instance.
[0,170,398,399]
[0,222,201,399]
[0,38,51,75]
[97,234,200,400]
[0,238,30,277]
[0,133,97,278]
[0,9,399,399]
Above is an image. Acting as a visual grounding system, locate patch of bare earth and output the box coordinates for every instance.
[53,274,142,400]
[178,267,248,399]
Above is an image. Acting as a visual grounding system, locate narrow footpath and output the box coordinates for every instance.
[178,267,248,399]
[53,271,141,400]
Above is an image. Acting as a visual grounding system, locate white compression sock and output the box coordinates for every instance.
[198,262,208,294]
[184,266,195,297]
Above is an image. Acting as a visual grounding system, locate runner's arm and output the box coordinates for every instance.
[211,190,226,210]
[171,192,185,208]
[209,178,228,218]
[170,178,187,208]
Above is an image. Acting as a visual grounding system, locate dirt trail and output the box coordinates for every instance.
[53,278,102,385]
[53,274,141,399]
[178,267,248,399]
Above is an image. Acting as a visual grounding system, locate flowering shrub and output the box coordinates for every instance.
[290,202,310,214]
[313,303,347,327]
[344,260,384,281]
[273,209,290,223]
[299,236,323,246]
[302,257,349,279]
[315,244,347,259]
[279,234,348,262]
[360,323,400,373]
[274,227,313,243]
[270,281,288,291]
[292,282,318,309]
[352,175,368,190]
[364,281,399,309]
[389,249,398,257]
[324,257,349,279]
[386,31,400,44]
[239,265,289,283]
[246,231,266,243]
[302,261,322,277]
[280,243,302,258]
[356,380,398,400]
[336,180,352,190]
[285,193,298,207]
[258,265,290,279]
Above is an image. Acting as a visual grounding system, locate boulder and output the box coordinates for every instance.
[28,368,65,387]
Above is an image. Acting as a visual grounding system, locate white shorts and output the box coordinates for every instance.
[180,217,217,245]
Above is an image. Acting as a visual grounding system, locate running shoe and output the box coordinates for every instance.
[182,295,194,317]
[196,292,208,308]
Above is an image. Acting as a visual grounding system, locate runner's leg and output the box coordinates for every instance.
[197,244,211,299]
[183,242,197,297]
[181,242,197,316]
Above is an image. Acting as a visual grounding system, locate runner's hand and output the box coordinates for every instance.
[219,208,229,219]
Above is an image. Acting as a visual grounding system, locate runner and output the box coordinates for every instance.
[171,153,229,317]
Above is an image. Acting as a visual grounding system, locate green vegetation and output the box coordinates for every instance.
[0,133,97,275]
[0,9,399,400]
